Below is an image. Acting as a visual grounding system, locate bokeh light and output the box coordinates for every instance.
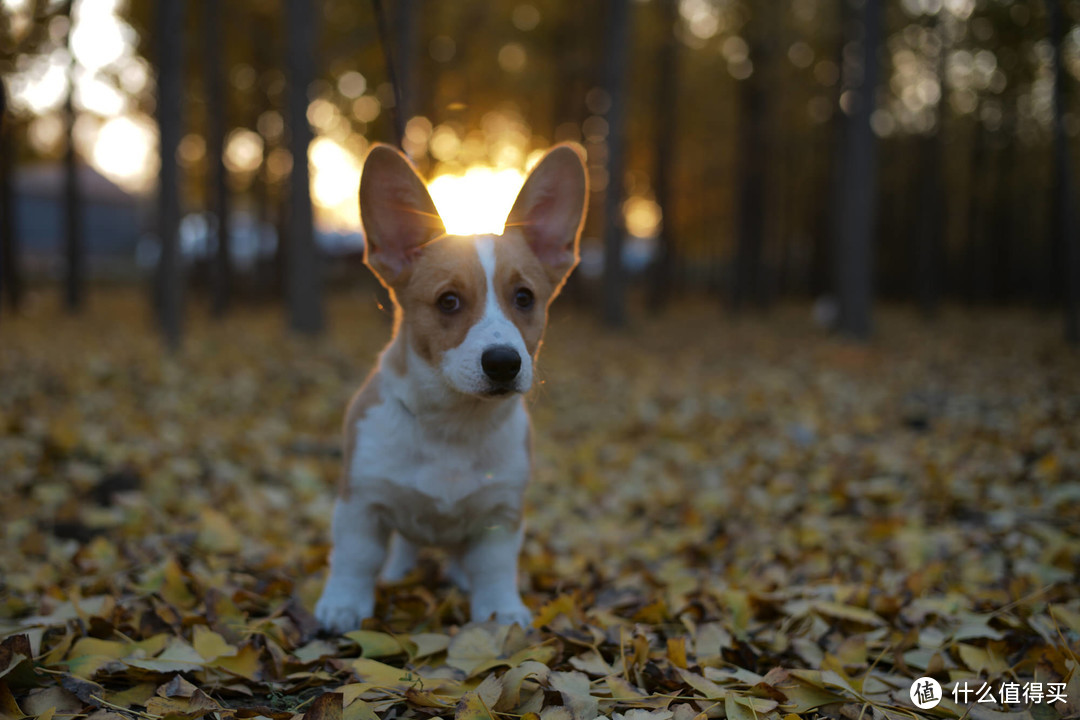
[310,137,362,230]
[92,114,158,192]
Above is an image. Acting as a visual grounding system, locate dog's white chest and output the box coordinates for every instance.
[346,390,530,547]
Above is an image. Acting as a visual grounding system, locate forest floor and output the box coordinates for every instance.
[1,289,1078,720]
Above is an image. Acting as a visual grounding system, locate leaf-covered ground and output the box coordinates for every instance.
[1,290,1079,720]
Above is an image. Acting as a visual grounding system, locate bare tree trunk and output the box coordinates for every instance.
[964,124,988,304]
[601,0,631,328]
[648,0,679,312]
[1049,0,1079,344]
[816,0,848,299]
[0,78,21,313]
[155,0,185,349]
[915,15,946,318]
[550,7,587,138]
[395,0,418,121]
[835,0,881,339]
[284,0,324,335]
[252,13,279,302]
[63,1,84,313]
[731,19,769,311]
[205,0,231,317]
[372,0,405,145]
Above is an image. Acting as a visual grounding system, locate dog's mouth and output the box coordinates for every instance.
[482,384,518,398]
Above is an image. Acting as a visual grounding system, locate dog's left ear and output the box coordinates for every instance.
[359,144,445,286]
[505,143,588,290]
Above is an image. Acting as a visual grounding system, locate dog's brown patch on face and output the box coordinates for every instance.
[494,231,557,357]
[339,376,382,499]
[398,235,486,366]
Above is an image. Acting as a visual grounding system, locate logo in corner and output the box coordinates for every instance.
[911,677,942,709]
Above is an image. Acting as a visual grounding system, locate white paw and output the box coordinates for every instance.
[315,584,373,634]
[471,597,532,627]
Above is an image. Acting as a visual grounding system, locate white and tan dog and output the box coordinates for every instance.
[315,142,588,632]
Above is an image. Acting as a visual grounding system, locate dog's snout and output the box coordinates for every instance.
[481,346,521,383]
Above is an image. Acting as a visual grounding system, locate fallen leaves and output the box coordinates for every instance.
[1,292,1079,719]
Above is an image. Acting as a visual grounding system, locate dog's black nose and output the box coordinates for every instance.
[481,345,521,383]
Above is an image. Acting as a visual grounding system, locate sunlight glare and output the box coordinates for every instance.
[310,137,361,229]
[70,2,131,72]
[427,166,525,236]
[11,52,68,114]
[92,114,157,192]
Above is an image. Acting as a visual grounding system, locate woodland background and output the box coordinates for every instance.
[0,0,1078,338]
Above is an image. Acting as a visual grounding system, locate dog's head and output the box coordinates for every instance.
[359,143,588,398]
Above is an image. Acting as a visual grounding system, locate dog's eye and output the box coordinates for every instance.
[437,292,462,314]
[513,288,534,310]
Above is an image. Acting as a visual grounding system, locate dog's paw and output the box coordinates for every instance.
[315,586,373,634]
[471,598,532,628]
[495,605,533,628]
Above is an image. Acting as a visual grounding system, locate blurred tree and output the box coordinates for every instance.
[648,0,679,312]
[395,0,419,123]
[731,5,771,311]
[601,0,631,328]
[0,0,63,315]
[62,1,83,314]
[0,76,19,313]
[1049,0,1079,344]
[915,13,947,319]
[251,11,286,302]
[551,4,590,140]
[817,1,849,301]
[373,0,406,145]
[156,0,186,349]
[205,0,231,317]
[284,0,324,335]
[835,0,882,339]
[964,123,987,304]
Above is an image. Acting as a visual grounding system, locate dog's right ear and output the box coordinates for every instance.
[359,144,445,285]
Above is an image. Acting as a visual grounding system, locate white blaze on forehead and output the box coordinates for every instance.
[438,235,533,394]
[475,236,501,320]
[472,235,528,356]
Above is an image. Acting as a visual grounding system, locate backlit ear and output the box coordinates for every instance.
[505,143,588,288]
[359,144,445,285]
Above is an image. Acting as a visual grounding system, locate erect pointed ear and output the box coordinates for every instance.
[359,143,445,285]
[504,143,588,288]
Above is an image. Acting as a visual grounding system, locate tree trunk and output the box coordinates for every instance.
[601,0,631,328]
[731,24,768,311]
[155,0,185,349]
[1049,0,1079,344]
[915,15,946,318]
[395,0,418,122]
[205,0,231,317]
[816,0,849,299]
[835,0,881,339]
[0,78,21,313]
[63,1,84,314]
[372,0,405,145]
[550,7,586,138]
[284,0,324,335]
[964,124,988,304]
[648,0,679,312]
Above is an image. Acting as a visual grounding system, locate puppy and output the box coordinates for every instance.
[315,142,588,632]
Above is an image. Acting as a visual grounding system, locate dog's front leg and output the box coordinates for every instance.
[315,495,388,633]
[461,523,531,627]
